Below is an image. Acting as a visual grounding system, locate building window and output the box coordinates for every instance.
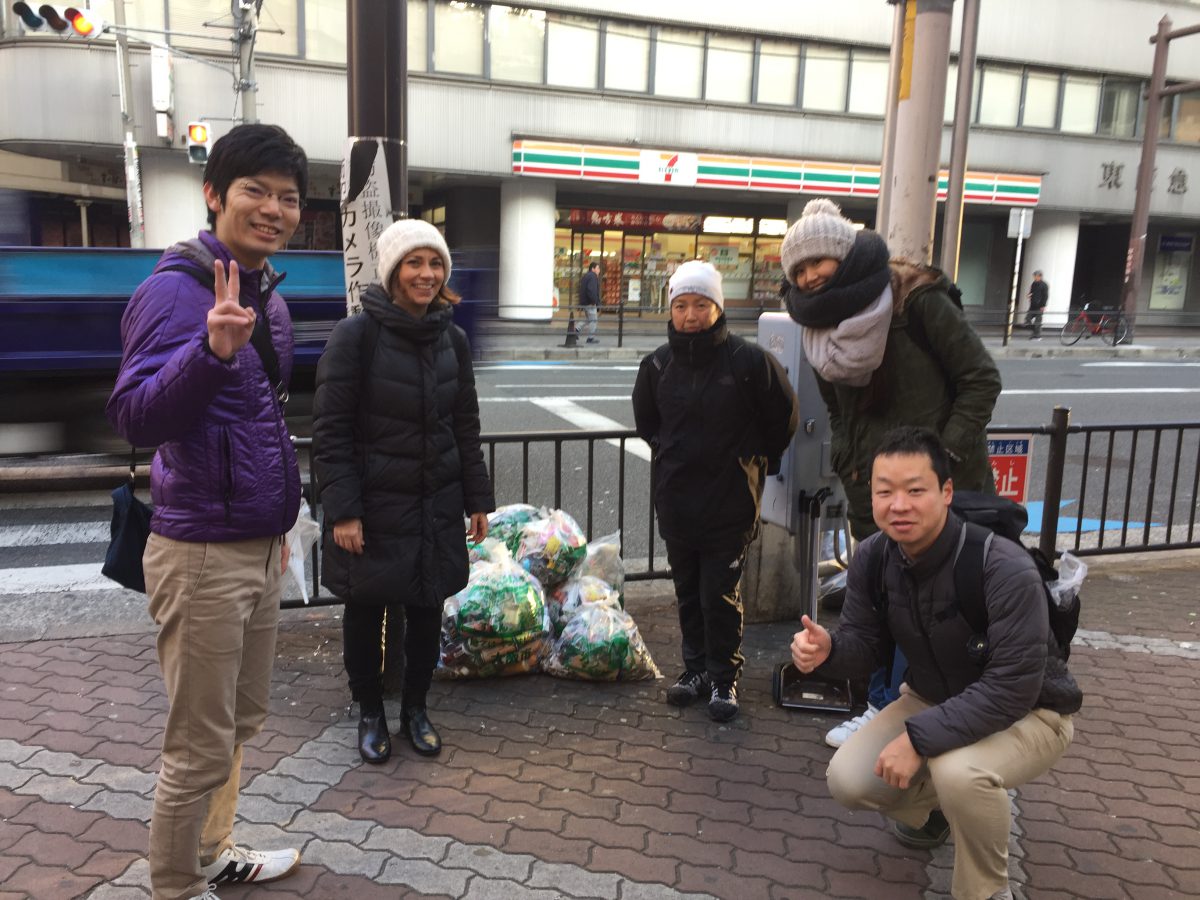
[488,5,545,83]
[801,45,849,112]
[408,0,428,71]
[977,65,1022,127]
[705,34,753,104]
[604,22,650,92]
[847,49,888,116]
[757,39,799,106]
[1022,70,1059,129]
[434,1,484,76]
[546,14,598,89]
[1060,74,1101,133]
[654,28,704,99]
[303,0,346,63]
[1099,79,1140,138]
[1176,90,1200,143]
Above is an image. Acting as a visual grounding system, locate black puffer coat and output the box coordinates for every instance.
[313,285,495,607]
[631,316,798,551]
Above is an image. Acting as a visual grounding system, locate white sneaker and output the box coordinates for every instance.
[189,890,221,900]
[824,704,880,748]
[201,844,300,886]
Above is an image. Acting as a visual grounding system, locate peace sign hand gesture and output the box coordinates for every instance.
[206,260,255,362]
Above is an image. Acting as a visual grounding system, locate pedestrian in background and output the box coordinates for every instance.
[313,219,494,765]
[781,198,1001,749]
[107,124,309,900]
[1025,270,1048,340]
[579,260,601,343]
[632,260,798,722]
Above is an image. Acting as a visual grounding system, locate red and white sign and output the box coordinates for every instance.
[988,435,1033,505]
[638,150,698,186]
[563,209,701,233]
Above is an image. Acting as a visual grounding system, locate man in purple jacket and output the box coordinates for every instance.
[107,124,308,900]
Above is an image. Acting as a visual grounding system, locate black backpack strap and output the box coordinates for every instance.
[157,262,286,405]
[949,521,992,634]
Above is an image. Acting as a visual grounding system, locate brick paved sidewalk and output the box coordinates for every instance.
[1,558,1198,900]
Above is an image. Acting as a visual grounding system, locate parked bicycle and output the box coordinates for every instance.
[1060,303,1129,346]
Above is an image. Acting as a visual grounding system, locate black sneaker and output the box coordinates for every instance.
[708,681,739,722]
[665,670,711,707]
[894,809,951,849]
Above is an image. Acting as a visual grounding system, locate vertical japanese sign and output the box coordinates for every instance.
[988,435,1033,505]
[340,138,393,314]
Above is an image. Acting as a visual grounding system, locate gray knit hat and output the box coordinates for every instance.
[781,198,858,282]
[376,218,452,288]
[668,260,724,310]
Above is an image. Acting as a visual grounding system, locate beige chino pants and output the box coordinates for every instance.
[143,533,282,900]
[826,686,1073,900]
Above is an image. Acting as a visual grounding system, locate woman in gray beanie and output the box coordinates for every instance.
[313,219,495,764]
[781,198,1001,749]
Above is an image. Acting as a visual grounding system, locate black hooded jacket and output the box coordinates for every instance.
[313,285,495,606]
[632,316,798,551]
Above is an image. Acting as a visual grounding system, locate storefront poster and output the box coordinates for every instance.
[1150,234,1193,311]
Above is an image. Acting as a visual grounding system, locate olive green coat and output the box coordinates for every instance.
[816,262,1002,539]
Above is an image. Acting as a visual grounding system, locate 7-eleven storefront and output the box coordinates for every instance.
[498,139,1041,320]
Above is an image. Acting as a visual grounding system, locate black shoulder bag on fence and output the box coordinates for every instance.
[101,449,153,592]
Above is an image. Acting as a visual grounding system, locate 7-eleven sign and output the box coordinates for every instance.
[639,150,698,186]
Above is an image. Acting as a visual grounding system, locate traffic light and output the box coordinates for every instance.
[186,122,212,165]
[10,4,105,38]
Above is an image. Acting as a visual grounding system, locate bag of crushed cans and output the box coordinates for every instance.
[516,508,588,590]
[543,600,660,682]
[573,531,624,608]
[487,504,545,557]
[438,546,549,679]
[547,575,619,637]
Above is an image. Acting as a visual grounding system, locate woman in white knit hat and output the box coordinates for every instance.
[780,198,1001,754]
[313,218,494,764]
[632,260,798,723]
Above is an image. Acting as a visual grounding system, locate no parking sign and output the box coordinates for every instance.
[988,435,1033,505]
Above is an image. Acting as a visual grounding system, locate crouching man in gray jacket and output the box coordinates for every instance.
[791,427,1080,900]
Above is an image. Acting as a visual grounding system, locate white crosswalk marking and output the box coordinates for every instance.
[0,522,108,547]
[3,562,119,594]
[528,398,652,461]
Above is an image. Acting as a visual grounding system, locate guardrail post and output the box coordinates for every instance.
[1039,405,1071,559]
[617,300,625,349]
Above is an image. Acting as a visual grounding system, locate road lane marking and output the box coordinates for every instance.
[1000,387,1200,395]
[480,394,630,403]
[528,398,651,462]
[2,563,118,594]
[0,522,108,547]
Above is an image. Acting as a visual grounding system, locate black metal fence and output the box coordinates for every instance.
[284,407,1200,607]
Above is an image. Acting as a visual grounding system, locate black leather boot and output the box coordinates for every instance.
[400,705,441,756]
[357,707,391,764]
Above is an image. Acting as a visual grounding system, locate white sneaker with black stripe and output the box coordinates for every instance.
[201,844,300,886]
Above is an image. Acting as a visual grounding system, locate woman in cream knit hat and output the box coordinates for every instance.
[313,219,495,765]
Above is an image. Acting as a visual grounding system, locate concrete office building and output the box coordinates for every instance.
[2,0,1199,326]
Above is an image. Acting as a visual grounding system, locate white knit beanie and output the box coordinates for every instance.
[376,219,452,288]
[781,198,859,282]
[668,260,724,310]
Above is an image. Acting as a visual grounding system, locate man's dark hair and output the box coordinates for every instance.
[872,426,952,487]
[588,262,599,272]
[203,124,308,228]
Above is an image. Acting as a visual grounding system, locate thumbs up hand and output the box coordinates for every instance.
[791,614,832,673]
[206,260,255,362]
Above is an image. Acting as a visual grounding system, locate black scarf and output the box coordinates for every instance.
[667,314,728,368]
[783,230,891,328]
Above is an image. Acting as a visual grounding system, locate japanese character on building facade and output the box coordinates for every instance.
[1099,162,1124,190]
